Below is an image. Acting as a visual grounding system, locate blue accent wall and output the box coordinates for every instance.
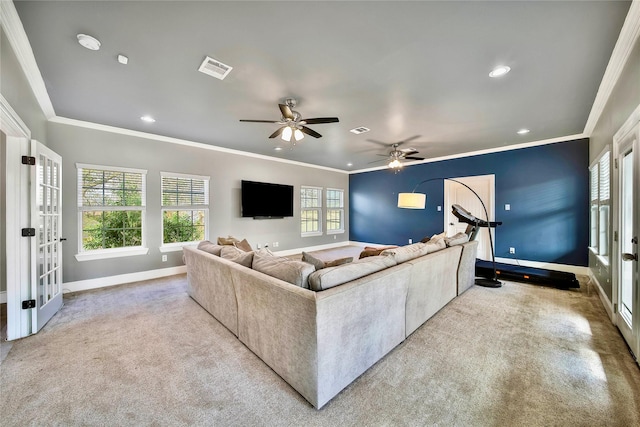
[349,138,589,266]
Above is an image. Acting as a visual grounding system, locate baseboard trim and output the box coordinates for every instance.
[588,270,615,323]
[0,291,6,304]
[63,266,187,294]
[494,257,589,276]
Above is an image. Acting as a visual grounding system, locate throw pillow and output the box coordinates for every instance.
[217,235,240,246]
[220,245,253,268]
[324,257,353,267]
[308,255,397,291]
[234,238,253,252]
[380,242,429,263]
[197,240,223,256]
[302,251,325,271]
[445,232,469,247]
[358,245,398,259]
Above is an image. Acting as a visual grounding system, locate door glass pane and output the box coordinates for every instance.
[620,149,633,322]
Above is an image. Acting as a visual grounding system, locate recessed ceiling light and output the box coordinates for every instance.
[77,34,101,51]
[517,128,530,135]
[274,147,283,151]
[489,65,511,78]
[140,115,156,123]
[347,162,353,167]
[117,54,129,65]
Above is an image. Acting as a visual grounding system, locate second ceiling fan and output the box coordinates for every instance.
[240,98,339,143]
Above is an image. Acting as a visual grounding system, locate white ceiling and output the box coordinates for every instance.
[12,1,632,171]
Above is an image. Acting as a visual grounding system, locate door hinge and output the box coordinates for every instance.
[613,303,617,313]
[614,231,618,242]
[614,158,618,169]
[21,228,36,237]
[21,156,35,165]
[22,300,36,309]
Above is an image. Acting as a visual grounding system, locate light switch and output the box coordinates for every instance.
[437,206,442,211]
[505,204,511,211]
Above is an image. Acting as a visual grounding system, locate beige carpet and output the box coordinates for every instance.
[1,265,639,425]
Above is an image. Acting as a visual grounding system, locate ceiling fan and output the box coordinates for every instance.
[239,98,339,143]
[368,135,426,169]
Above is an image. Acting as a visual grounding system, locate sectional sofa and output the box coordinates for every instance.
[183,238,478,409]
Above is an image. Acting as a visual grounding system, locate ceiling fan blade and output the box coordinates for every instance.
[404,156,425,160]
[400,149,419,156]
[396,135,421,146]
[367,158,388,164]
[366,139,393,147]
[239,119,280,123]
[279,104,294,120]
[300,126,322,138]
[303,117,340,124]
[268,127,286,139]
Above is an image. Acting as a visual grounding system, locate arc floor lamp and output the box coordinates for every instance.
[397,178,502,288]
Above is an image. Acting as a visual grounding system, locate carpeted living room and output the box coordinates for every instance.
[2,1,640,425]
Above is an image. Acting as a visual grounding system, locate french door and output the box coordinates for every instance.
[614,112,639,362]
[31,140,64,332]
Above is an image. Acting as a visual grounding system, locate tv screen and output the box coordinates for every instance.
[241,180,294,218]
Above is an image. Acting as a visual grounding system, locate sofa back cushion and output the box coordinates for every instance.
[445,232,469,247]
[197,240,224,256]
[308,255,397,291]
[380,242,430,264]
[220,245,254,267]
[252,252,316,289]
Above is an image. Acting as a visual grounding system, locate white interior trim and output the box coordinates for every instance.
[63,265,186,294]
[584,1,640,136]
[0,291,6,305]
[589,269,615,323]
[0,1,56,119]
[350,133,587,174]
[74,247,150,262]
[0,94,31,139]
[50,116,348,174]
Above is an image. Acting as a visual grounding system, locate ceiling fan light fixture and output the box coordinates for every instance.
[294,128,304,141]
[489,65,511,78]
[388,159,403,169]
[281,126,293,141]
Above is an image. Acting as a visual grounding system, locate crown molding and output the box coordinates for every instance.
[349,133,587,174]
[0,93,31,138]
[49,116,349,174]
[0,0,56,119]
[584,0,640,136]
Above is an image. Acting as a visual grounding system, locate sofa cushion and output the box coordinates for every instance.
[424,238,446,253]
[197,240,223,256]
[253,252,315,288]
[445,232,469,247]
[220,245,254,267]
[380,242,429,264]
[308,255,397,291]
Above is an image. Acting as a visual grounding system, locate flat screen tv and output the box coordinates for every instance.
[241,180,294,218]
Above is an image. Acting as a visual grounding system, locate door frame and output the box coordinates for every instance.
[1,95,35,340]
[443,174,496,261]
[612,103,640,361]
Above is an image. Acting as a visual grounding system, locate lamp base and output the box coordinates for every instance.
[475,277,502,288]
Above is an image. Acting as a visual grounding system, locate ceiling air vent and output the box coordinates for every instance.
[198,56,233,80]
[350,126,370,135]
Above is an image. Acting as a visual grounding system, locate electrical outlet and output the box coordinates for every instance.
[409,238,413,244]
[334,235,337,240]
[437,206,442,211]
[257,244,261,249]
[505,204,511,211]
[509,247,516,254]
[162,255,167,262]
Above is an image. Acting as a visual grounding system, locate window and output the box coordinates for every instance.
[326,188,344,234]
[76,164,147,260]
[589,149,610,263]
[161,172,209,248]
[301,186,322,236]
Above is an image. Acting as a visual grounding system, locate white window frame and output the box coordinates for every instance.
[325,188,345,234]
[160,171,210,252]
[75,163,148,261]
[589,147,611,266]
[301,186,323,237]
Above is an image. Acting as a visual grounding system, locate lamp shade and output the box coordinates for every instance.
[397,192,426,209]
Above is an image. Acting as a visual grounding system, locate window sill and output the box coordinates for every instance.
[301,232,323,238]
[75,247,149,262]
[596,255,610,268]
[327,230,345,235]
[159,243,199,253]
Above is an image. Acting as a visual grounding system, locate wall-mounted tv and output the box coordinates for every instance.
[241,180,294,218]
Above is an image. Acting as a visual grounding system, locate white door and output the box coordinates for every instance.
[615,125,639,361]
[31,141,63,332]
[444,175,495,261]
